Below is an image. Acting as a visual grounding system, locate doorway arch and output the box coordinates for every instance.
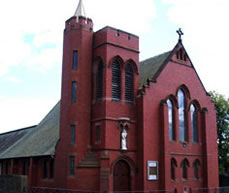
[113,160,131,191]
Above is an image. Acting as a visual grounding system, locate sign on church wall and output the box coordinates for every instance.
[147,161,158,180]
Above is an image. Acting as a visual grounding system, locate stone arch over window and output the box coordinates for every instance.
[111,57,123,101]
[189,99,201,110]
[176,84,191,99]
[125,59,138,74]
[193,159,201,179]
[108,55,124,68]
[171,158,177,180]
[166,94,178,108]
[181,158,190,179]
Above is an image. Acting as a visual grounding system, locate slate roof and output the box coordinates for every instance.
[0,126,36,156]
[140,51,171,87]
[0,101,60,159]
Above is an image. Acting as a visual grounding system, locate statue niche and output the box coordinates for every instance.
[119,122,129,150]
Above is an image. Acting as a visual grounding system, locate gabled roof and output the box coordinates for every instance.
[0,102,60,159]
[140,51,171,87]
[139,41,208,94]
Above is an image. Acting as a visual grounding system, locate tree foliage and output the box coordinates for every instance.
[210,91,229,174]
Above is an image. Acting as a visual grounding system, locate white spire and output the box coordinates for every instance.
[74,0,86,19]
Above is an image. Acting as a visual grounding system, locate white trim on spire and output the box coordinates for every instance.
[74,0,86,19]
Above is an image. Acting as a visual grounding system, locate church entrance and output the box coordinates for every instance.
[113,160,131,191]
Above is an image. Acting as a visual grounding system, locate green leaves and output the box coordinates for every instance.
[210,91,229,174]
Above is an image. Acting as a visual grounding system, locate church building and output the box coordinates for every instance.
[0,0,219,192]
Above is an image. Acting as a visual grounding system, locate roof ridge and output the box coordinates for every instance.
[0,125,37,136]
[140,51,171,63]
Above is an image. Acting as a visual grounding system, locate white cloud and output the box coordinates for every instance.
[0,0,157,77]
[86,0,157,34]
[163,0,229,97]
[0,96,58,133]
[6,77,23,83]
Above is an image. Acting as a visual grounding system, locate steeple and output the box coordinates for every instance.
[74,0,86,20]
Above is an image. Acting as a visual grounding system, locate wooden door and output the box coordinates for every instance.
[113,160,130,191]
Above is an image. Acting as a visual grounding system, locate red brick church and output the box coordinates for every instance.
[0,0,219,192]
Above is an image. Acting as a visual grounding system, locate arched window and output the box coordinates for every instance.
[125,64,133,102]
[97,61,103,100]
[181,159,189,179]
[178,89,187,141]
[112,60,121,101]
[190,104,198,142]
[171,158,177,180]
[193,159,200,179]
[167,99,175,141]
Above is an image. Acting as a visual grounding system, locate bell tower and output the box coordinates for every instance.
[55,0,94,188]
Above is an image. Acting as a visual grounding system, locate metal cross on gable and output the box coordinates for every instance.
[176,28,184,42]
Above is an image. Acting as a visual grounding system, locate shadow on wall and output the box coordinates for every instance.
[0,175,27,193]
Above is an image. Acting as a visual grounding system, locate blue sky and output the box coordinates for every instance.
[0,0,229,132]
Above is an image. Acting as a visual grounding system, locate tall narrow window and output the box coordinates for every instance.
[181,159,189,179]
[125,64,133,102]
[178,89,187,141]
[97,62,103,100]
[167,99,175,141]
[171,158,177,180]
[69,156,75,176]
[73,51,78,69]
[5,161,9,174]
[176,51,179,59]
[179,49,183,60]
[112,61,121,101]
[22,161,26,175]
[43,159,48,178]
[96,125,101,143]
[50,159,54,179]
[70,124,76,145]
[193,159,200,179]
[190,104,198,142]
[71,81,77,103]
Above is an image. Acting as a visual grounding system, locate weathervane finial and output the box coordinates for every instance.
[176,28,184,43]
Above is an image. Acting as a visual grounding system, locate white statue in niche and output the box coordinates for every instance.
[121,128,128,150]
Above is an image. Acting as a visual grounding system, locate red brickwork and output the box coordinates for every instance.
[0,15,219,193]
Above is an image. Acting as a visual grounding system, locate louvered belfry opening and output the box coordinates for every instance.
[97,61,103,100]
[112,60,121,101]
[125,64,133,102]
